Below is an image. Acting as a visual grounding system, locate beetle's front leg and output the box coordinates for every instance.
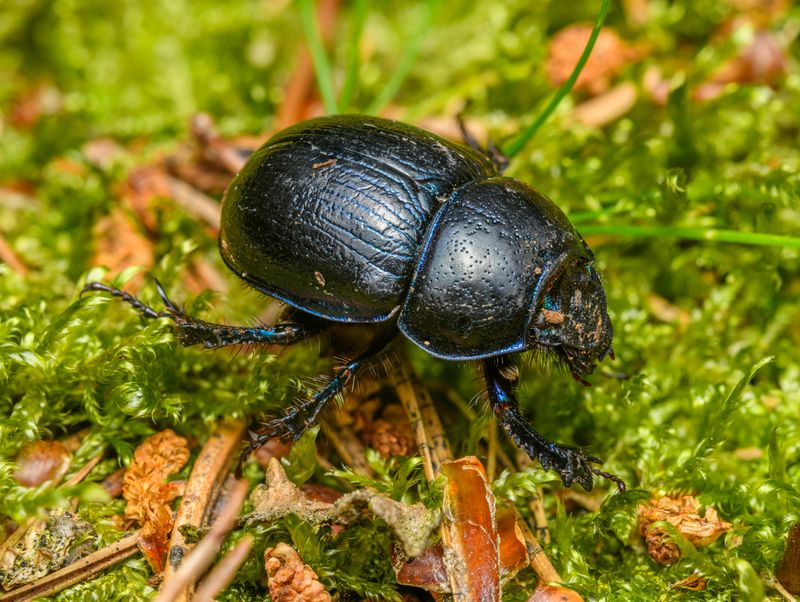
[82,280,323,348]
[484,355,625,492]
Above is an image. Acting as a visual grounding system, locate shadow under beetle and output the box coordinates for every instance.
[85,115,624,492]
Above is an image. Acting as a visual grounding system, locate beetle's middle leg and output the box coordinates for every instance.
[245,323,398,454]
[83,280,324,348]
[484,354,626,492]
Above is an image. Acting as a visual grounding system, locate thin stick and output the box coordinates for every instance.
[487,418,498,482]
[393,363,452,480]
[0,233,29,276]
[154,479,249,602]
[503,0,611,158]
[165,175,221,231]
[321,419,374,476]
[191,534,255,602]
[517,520,562,584]
[161,419,245,602]
[516,450,551,546]
[0,532,140,602]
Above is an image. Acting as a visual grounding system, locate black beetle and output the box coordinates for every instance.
[86,115,623,491]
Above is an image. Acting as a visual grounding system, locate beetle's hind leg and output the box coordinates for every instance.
[82,280,322,348]
[484,354,626,492]
[456,112,510,173]
[243,323,398,463]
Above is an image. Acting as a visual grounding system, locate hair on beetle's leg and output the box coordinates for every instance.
[484,354,626,492]
[240,323,398,469]
[83,279,327,349]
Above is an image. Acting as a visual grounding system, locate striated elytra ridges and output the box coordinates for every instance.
[85,114,623,491]
[219,115,495,324]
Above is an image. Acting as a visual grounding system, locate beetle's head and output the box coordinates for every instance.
[529,258,613,384]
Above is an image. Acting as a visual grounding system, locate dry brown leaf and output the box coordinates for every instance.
[547,26,639,95]
[92,208,154,291]
[528,584,585,602]
[775,522,800,595]
[671,572,708,591]
[265,543,331,602]
[440,457,501,602]
[639,496,732,565]
[123,430,190,572]
[13,441,71,488]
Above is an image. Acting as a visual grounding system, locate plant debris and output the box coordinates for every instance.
[246,458,440,558]
[12,441,71,488]
[265,543,332,602]
[123,429,190,572]
[638,496,732,565]
[0,508,98,590]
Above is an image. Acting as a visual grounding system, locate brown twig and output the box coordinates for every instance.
[161,419,245,602]
[516,450,551,546]
[192,534,254,602]
[517,520,561,584]
[0,533,140,602]
[154,479,249,602]
[392,363,452,481]
[164,175,221,231]
[0,233,29,276]
[486,419,498,481]
[321,420,375,476]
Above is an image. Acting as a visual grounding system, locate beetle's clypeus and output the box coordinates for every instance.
[86,115,623,491]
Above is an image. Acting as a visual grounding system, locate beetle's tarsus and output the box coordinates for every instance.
[82,281,164,319]
[485,354,624,492]
[455,111,510,173]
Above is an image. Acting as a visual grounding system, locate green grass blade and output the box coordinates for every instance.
[577,224,800,249]
[339,0,368,111]
[299,0,339,115]
[366,0,440,115]
[503,0,610,159]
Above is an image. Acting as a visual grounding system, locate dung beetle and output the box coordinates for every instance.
[85,115,623,491]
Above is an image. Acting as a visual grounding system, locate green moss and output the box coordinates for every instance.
[1,1,799,599]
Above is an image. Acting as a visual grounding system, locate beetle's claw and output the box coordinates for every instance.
[537,444,625,492]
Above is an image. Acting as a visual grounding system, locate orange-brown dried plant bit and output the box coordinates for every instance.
[123,429,190,571]
[638,496,732,565]
[13,440,71,487]
[264,543,331,602]
[370,419,411,458]
[546,26,637,95]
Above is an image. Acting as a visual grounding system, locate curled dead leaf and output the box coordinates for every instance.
[671,572,708,591]
[638,496,732,565]
[13,441,71,487]
[265,543,331,602]
[123,429,190,572]
[547,26,640,95]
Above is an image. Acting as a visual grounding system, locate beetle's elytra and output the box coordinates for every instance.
[86,115,622,491]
